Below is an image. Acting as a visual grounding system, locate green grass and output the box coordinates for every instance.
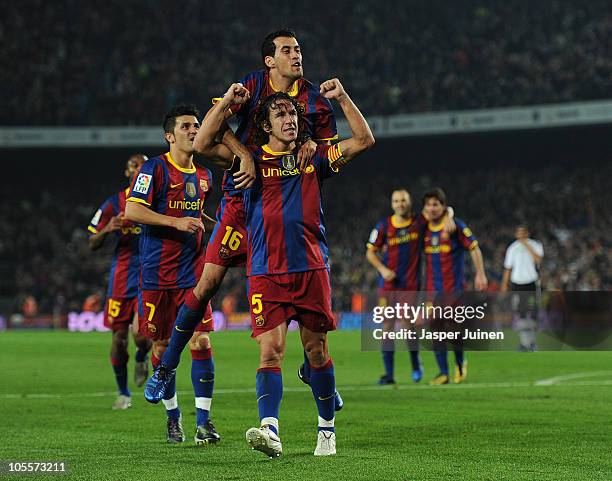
[2,330,612,480]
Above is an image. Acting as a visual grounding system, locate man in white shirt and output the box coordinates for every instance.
[501,225,544,351]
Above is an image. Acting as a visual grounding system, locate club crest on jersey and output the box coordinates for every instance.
[218,246,230,259]
[200,179,209,192]
[255,315,265,327]
[147,323,157,333]
[186,182,196,198]
[134,173,152,194]
[282,155,296,171]
[441,232,449,241]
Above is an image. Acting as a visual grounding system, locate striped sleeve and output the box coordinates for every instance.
[455,218,478,250]
[88,196,115,234]
[367,220,386,250]
[127,158,159,206]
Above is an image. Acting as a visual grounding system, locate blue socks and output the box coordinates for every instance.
[409,350,421,371]
[162,291,206,369]
[135,347,148,363]
[454,349,465,371]
[191,349,214,426]
[434,350,449,376]
[302,351,311,383]
[256,368,283,435]
[111,358,130,396]
[161,370,180,420]
[382,350,395,378]
[309,359,336,433]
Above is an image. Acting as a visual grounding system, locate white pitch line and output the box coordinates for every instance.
[1,377,611,400]
[534,371,612,386]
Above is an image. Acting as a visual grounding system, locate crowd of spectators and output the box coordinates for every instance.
[3,0,612,125]
[2,158,608,317]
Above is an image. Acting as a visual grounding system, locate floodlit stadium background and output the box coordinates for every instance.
[2,1,610,328]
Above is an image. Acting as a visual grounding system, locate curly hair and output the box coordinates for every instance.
[252,92,308,147]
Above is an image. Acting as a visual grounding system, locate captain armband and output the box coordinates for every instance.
[328,144,348,172]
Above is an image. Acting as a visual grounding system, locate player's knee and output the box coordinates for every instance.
[260,341,284,367]
[133,333,151,350]
[194,266,224,300]
[112,329,129,351]
[305,347,328,368]
[188,332,211,351]
[303,340,328,368]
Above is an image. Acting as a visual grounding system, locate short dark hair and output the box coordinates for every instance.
[261,28,297,63]
[163,103,201,134]
[422,187,447,206]
[253,92,306,146]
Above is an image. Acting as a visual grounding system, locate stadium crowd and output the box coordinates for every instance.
[4,0,612,125]
[2,161,608,316]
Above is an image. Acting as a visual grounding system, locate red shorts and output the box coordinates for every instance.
[139,289,214,341]
[204,194,247,268]
[104,297,138,331]
[247,269,336,338]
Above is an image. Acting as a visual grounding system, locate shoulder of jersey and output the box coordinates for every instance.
[147,155,165,165]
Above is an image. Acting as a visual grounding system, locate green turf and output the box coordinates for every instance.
[2,330,612,480]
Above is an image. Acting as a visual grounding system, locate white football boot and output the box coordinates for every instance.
[314,430,336,456]
[246,426,282,458]
[112,394,132,410]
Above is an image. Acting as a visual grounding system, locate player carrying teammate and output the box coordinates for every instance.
[196,78,374,457]
[88,154,152,410]
[148,29,342,410]
[125,104,241,444]
[422,188,488,385]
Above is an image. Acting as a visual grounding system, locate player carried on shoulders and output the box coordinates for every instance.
[196,77,374,457]
[148,29,343,412]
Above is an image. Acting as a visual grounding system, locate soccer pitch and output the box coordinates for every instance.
[2,330,611,481]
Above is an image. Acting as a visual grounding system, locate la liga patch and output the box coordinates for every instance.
[134,173,152,194]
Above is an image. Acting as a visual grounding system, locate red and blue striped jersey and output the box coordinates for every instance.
[423,218,478,292]
[243,143,343,276]
[126,153,213,290]
[88,189,141,298]
[367,214,426,290]
[220,70,337,196]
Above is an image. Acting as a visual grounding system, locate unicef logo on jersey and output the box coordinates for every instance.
[282,155,296,171]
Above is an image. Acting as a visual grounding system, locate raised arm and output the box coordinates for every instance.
[320,78,374,166]
[220,128,256,189]
[193,83,250,169]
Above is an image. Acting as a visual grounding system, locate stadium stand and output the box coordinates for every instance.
[3,0,612,125]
